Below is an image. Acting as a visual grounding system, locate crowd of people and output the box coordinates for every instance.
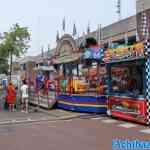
[3,80,29,113]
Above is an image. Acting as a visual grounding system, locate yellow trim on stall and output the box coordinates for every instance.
[58,100,107,108]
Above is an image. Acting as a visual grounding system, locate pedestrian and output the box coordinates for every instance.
[6,82,16,112]
[20,80,29,113]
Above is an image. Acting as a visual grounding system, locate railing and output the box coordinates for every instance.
[29,87,56,109]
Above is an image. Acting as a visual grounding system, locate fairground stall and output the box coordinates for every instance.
[55,35,107,113]
[103,42,148,124]
[29,66,56,109]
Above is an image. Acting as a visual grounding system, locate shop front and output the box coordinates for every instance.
[104,42,148,124]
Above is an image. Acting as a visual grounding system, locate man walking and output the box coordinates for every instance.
[20,80,29,113]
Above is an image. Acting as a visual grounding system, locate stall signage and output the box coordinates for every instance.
[83,47,104,59]
[108,96,147,124]
[103,42,144,62]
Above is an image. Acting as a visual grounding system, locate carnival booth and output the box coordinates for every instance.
[29,66,56,109]
[56,35,107,113]
[104,42,148,124]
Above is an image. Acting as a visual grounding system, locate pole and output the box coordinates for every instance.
[9,50,13,81]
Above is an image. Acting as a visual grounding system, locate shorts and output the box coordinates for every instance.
[21,97,28,104]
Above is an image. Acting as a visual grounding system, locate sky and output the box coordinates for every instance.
[0,0,136,56]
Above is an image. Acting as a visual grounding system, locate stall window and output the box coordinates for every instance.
[110,61,145,96]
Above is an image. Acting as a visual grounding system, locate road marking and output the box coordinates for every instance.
[64,119,73,122]
[140,129,150,134]
[118,123,137,128]
[48,120,58,123]
[27,118,32,121]
[102,119,118,123]
[91,117,102,120]
[58,115,78,119]
[0,121,11,125]
[11,120,16,123]
[15,120,27,123]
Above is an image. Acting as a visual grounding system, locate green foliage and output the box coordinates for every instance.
[0,23,30,74]
[2,23,30,57]
[0,60,9,74]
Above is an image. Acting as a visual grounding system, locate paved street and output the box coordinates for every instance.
[0,108,84,125]
[0,115,149,150]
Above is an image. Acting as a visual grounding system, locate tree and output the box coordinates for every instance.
[85,37,97,48]
[0,23,30,80]
[0,60,9,74]
[0,43,10,74]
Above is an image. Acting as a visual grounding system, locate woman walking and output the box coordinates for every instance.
[6,82,16,112]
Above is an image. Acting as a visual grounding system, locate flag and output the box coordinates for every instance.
[87,23,90,34]
[56,30,59,42]
[73,23,77,37]
[62,17,65,32]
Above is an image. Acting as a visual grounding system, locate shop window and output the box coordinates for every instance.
[110,60,145,96]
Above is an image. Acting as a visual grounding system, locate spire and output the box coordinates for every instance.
[82,31,86,46]
[56,30,59,42]
[47,44,51,55]
[62,17,66,32]
[87,22,90,34]
[73,23,77,37]
[41,46,44,57]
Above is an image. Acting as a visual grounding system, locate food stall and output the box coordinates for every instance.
[104,42,148,124]
[29,66,56,109]
[55,35,107,113]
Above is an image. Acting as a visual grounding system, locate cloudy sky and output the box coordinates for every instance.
[0,0,136,56]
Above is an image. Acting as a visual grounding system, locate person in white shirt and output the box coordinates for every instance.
[20,80,29,113]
